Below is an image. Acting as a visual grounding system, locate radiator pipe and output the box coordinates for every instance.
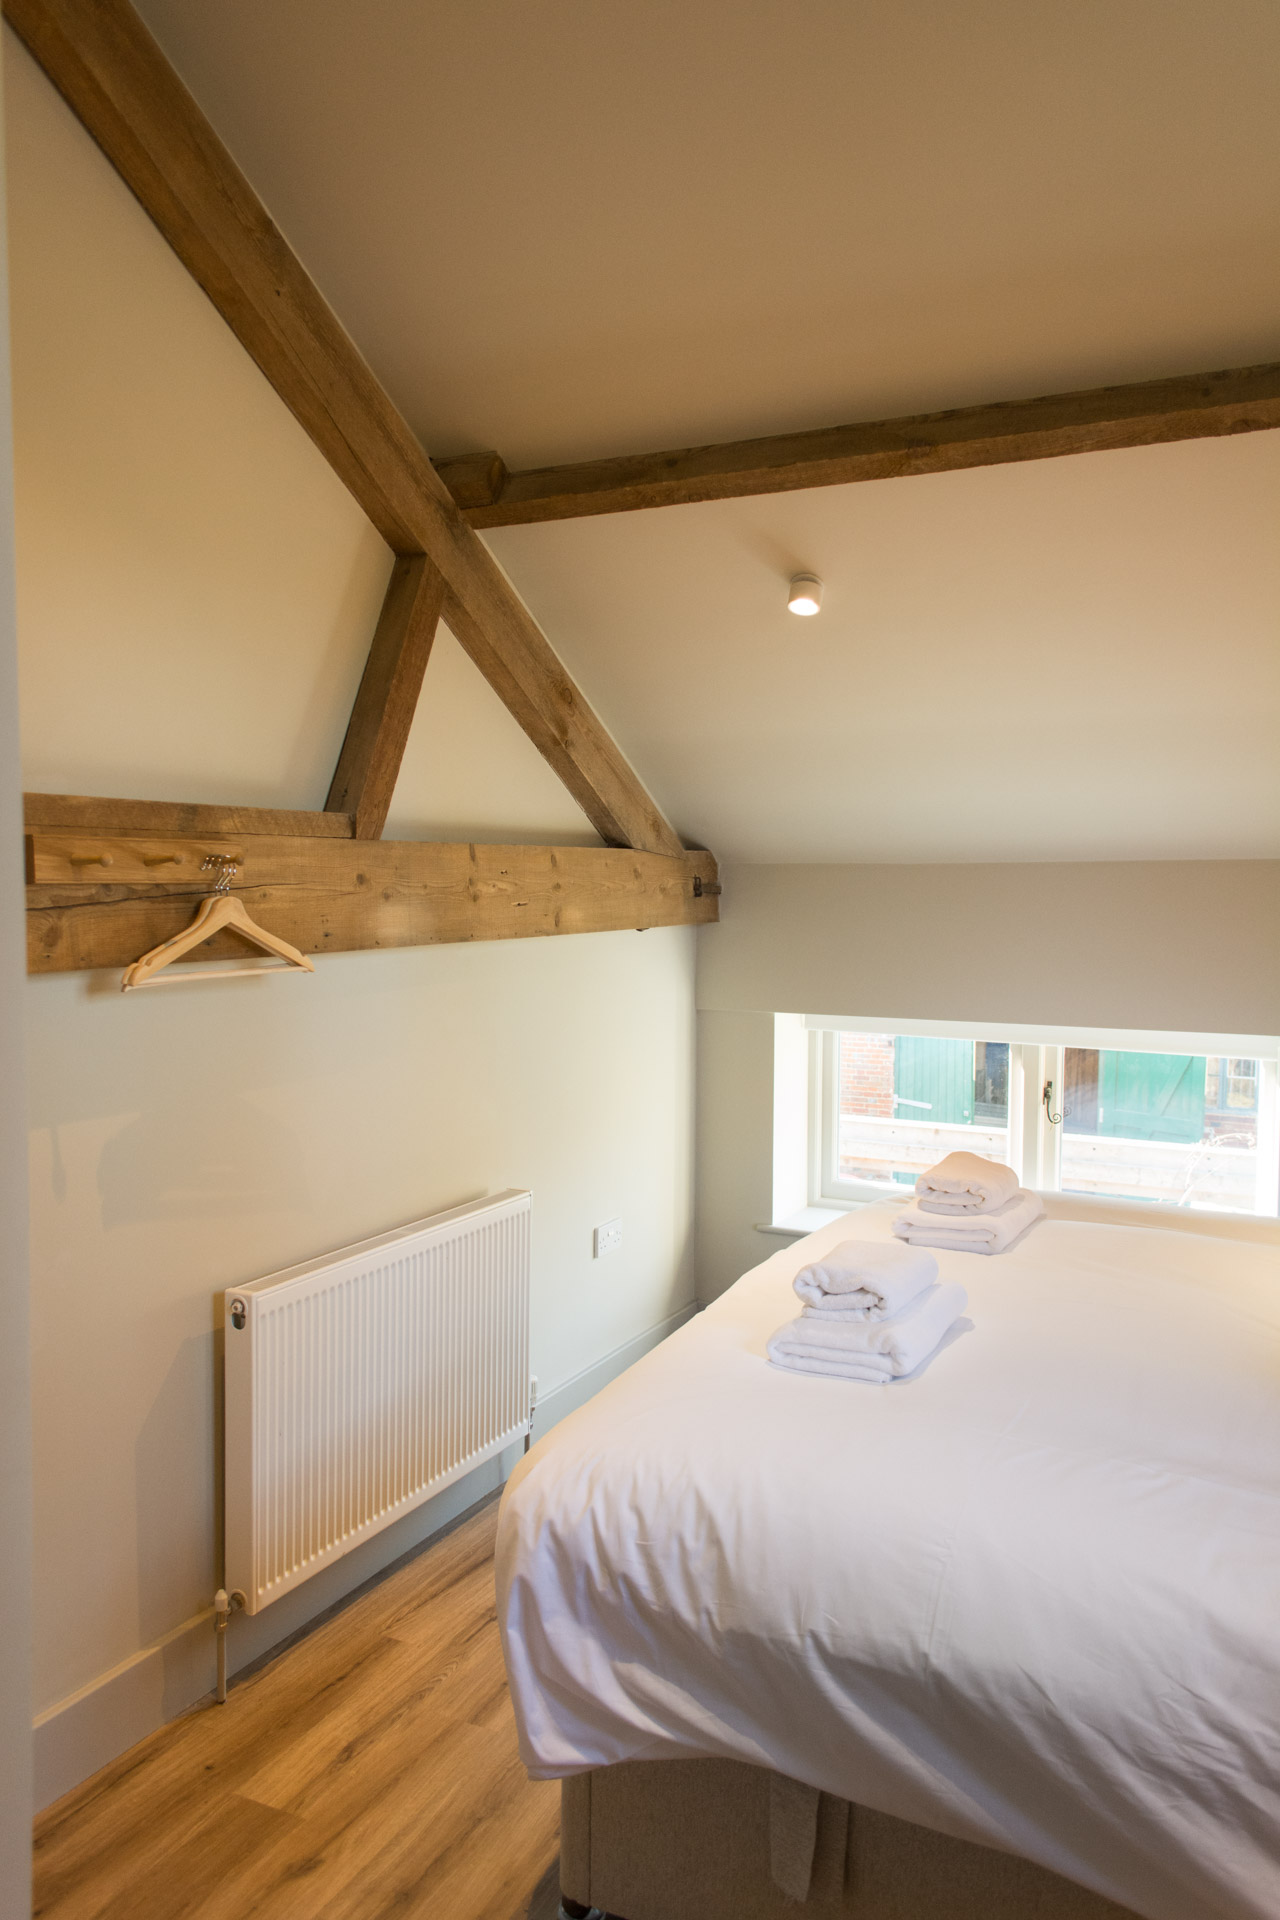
[213,1588,246,1704]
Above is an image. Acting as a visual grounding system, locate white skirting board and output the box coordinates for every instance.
[32,1301,697,1813]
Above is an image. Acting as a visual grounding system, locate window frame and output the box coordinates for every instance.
[810,1021,1280,1218]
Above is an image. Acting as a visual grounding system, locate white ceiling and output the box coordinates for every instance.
[126,0,1280,861]
[486,434,1280,861]
[133,0,1280,464]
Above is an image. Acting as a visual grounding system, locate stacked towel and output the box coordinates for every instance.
[894,1183,1044,1254]
[915,1150,1019,1216]
[767,1281,968,1382]
[792,1239,939,1320]
[768,1237,966,1382]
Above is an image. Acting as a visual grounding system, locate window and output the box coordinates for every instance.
[809,1020,1280,1217]
[1059,1049,1264,1209]
[1227,1059,1259,1110]
[826,1032,1012,1194]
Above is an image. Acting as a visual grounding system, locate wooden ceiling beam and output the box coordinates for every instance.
[3,0,683,859]
[325,554,446,840]
[434,451,509,512]
[434,362,1280,527]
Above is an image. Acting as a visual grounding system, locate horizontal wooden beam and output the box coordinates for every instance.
[437,362,1280,527]
[25,831,719,973]
[4,0,682,859]
[23,792,356,837]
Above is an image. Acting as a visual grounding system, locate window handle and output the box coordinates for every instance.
[1043,1079,1063,1126]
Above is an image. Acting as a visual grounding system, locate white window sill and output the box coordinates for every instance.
[755,1205,861,1241]
[757,1192,1280,1246]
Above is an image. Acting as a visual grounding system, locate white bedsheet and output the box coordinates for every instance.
[496,1202,1280,1920]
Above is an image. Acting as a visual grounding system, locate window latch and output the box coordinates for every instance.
[1042,1079,1063,1126]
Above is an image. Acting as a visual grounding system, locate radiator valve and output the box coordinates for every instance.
[213,1587,246,1705]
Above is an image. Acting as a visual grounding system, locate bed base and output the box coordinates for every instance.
[559,1760,1139,1920]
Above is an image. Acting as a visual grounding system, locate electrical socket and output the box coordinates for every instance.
[593,1218,623,1258]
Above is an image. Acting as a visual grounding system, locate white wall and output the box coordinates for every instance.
[699,860,1280,1034]
[29,933,695,1752]
[8,31,695,1806]
[0,26,33,1911]
[695,1008,777,1309]
[696,861,1280,1299]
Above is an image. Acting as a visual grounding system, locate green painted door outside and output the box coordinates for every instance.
[1097,1052,1206,1144]
[894,1037,975,1125]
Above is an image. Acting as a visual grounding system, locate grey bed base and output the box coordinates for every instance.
[559,1759,1140,1920]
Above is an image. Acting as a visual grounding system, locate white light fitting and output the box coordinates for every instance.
[787,572,823,616]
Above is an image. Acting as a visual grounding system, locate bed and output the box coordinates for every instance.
[496,1201,1280,1920]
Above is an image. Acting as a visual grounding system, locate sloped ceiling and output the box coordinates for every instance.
[128,0,1280,860]
[484,436,1280,861]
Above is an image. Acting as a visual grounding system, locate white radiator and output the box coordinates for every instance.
[223,1190,531,1614]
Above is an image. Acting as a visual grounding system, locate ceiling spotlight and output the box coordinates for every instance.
[787,572,823,616]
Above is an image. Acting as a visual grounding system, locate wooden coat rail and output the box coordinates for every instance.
[24,798,719,976]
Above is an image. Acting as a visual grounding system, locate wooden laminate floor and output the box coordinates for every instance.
[34,1496,562,1920]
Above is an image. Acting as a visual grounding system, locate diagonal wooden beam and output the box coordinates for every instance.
[432,362,1280,527]
[326,554,446,839]
[3,0,683,859]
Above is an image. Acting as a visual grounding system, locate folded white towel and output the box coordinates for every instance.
[915,1150,1019,1215]
[893,1186,1044,1254]
[792,1239,939,1321]
[767,1280,968,1382]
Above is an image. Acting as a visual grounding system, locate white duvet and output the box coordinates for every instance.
[496,1203,1280,1920]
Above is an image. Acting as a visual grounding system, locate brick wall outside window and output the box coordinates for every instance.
[839,1033,895,1119]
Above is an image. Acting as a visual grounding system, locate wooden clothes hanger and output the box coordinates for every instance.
[121,856,315,991]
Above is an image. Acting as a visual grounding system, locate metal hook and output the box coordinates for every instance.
[1042,1079,1063,1126]
[201,853,239,894]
